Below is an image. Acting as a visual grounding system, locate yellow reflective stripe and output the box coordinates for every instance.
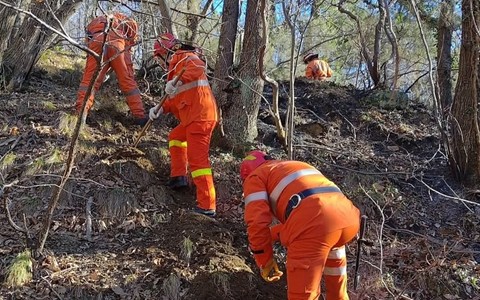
[169,140,187,148]
[244,155,257,161]
[191,168,212,178]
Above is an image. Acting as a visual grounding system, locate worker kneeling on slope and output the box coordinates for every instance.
[304,52,333,81]
[240,150,360,300]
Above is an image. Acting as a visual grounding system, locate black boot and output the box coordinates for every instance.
[134,117,149,127]
[168,176,188,189]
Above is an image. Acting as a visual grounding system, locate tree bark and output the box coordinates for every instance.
[0,0,19,69]
[157,0,177,36]
[449,0,480,186]
[2,0,81,91]
[212,0,239,108]
[185,0,213,42]
[436,0,454,110]
[221,0,264,152]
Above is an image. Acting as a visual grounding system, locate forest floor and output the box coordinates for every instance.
[0,51,479,300]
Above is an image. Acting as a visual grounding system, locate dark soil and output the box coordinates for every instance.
[0,69,479,300]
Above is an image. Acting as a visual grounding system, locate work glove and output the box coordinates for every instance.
[149,105,163,121]
[165,76,183,95]
[260,258,283,283]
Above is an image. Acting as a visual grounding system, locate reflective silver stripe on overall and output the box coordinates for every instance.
[244,191,269,206]
[269,168,322,211]
[176,79,210,94]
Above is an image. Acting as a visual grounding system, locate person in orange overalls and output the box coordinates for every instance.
[240,150,360,300]
[149,33,218,217]
[304,52,333,81]
[76,13,147,125]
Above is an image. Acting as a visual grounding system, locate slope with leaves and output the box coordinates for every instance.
[0,56,479,300]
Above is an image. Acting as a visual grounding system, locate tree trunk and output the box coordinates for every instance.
[185,0,213,43]
[157,0,177,36]
[0,1,18,69]
[212,0,239,107]
[2,0,81,91]
[221,0,264,152]
[448,0,480,186]
[436,0,454,110]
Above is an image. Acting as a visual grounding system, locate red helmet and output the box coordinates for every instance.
[240,150,268,181]
[303,52,318,64]
[154,33,178,57]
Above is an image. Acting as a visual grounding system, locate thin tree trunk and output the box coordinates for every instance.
[259,0,285,148]
[157,0,177,36]
[186,0,213,42]
[436,0,454,110]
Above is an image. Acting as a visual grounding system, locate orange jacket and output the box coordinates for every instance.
[162,51,218,126]
[306,58,332,80]
[243,160,359,267]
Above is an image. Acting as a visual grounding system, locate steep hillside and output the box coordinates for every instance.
[0,64,479,299]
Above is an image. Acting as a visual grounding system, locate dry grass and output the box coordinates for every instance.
[5,250,33,287]
[0,152,16,170]
[179,237,194,266]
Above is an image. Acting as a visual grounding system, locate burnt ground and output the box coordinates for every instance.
[0,58,479,300]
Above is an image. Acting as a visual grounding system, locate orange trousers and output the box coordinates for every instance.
[76,39,145,118]
[286,223,359,300]
[168,121,216,210]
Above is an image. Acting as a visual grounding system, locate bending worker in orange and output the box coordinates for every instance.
[240,150,360,300]
[303,52,333,81]
[149,33,218,217]
[76,13,147,125]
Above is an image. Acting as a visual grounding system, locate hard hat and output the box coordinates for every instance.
[303,52,318,64]
[154,33,178,57]
[240,150,268,181]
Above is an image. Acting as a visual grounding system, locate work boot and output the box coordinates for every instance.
[134,117,149,127]
[167,176,188,189]
[193,206,216,218]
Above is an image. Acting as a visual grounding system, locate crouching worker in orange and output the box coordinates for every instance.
[149,33,218,217]
[240,150,360,300]
[304,52,333,81]
[76,13,147,125]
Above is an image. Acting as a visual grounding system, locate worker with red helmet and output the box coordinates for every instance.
[240,150,360,299]
[303,52,333,81]
[76,13,147,125]
[149,33,218,217]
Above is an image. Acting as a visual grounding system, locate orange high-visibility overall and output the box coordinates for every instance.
[306,59,332,81]
[76,13,145,118]
[162,50,218,210]
[243,160,360,300]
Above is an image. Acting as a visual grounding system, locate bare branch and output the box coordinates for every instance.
[1,180,26,234]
